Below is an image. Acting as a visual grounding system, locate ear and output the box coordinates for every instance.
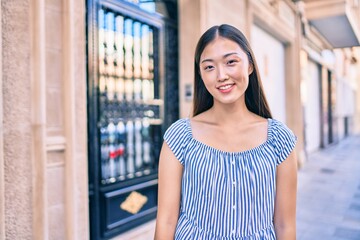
[248,64,253,75]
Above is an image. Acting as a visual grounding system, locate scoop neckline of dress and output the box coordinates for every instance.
[185,117,273,155]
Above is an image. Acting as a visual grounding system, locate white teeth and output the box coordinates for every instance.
[219,84,233,90]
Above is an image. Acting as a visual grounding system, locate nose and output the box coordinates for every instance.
[217,66,229,82]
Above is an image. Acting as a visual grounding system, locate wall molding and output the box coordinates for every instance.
[0,0,5,238]
[31,0,48,239]
[63,0,77,238]
[46,136,66,151]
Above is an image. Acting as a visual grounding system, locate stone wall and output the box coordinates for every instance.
[1,0,88,239]
[2,0,33,239]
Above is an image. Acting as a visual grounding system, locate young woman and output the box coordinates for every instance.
[155,24,297,240]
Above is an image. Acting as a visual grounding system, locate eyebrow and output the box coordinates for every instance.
[200,52,239,64]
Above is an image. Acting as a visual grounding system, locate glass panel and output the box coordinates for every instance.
[123,0,173,17]
[97,7,162,185]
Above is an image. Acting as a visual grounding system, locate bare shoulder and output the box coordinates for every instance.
[242,114,268,136]
[191,110,212,122]
[250,113,268,122]
[190,110,216,127]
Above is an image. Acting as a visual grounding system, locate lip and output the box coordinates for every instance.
[217,83,235,93]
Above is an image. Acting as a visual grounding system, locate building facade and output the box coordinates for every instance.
[299,0,360,154]
[0,0,359,239]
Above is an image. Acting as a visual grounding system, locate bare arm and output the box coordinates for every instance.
[154,142,183,240]
[274,150,298,240]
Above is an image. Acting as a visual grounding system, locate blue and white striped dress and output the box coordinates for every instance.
[163,118,297,240]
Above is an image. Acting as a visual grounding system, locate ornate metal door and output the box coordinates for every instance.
[87,0,178,239]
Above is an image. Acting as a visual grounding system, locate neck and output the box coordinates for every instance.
[210,100,255,125]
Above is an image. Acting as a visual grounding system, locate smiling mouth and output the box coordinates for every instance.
[217,84,235,90]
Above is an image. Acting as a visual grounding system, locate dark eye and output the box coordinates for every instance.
[227,59,238,65]
[204,65,214,71]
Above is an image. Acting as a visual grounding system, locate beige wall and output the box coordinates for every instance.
[355,48,360,134]
[3,0,33,239]
[1,0,88,239]
[179,0,202,117]
[203,0,247,33]
[0,0,4,238]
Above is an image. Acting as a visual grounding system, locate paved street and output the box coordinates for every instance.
[297,134,360,240]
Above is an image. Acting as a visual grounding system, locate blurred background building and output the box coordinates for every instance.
[0,0,359,239]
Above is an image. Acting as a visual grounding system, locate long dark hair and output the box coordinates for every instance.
[192,24,272,119]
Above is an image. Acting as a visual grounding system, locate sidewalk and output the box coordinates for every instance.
[297,134,360,240]
[112,220,155,240]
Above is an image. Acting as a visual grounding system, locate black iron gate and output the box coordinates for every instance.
[86,0,178,239]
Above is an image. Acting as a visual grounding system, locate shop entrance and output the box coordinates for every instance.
[86,0,178,239]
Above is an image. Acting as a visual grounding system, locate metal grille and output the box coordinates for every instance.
[97,8,162,185]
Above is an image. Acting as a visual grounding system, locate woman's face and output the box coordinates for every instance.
[199,36,252,106]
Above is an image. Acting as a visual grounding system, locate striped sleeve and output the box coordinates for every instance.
[271,120,297,165]
[163,118,188,165]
